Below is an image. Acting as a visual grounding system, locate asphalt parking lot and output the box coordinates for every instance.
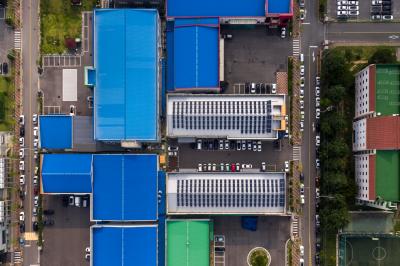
[213,216,290,266]
[221,26,291,93]
[176,139,293,172]
[328,0,399,21]
[0,7,13,72]
[41,195,91,266]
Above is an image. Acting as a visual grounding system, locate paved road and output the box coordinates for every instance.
[21,0,40,265]
[327,22,400,43]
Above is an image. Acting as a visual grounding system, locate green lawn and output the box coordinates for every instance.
[40,0,97,54]
[0,76,15,131]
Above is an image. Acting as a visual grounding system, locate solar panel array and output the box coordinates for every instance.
[171,100,274,134]
[176,178,285,208]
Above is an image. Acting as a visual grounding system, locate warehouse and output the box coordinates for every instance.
[166,18,219,92]
[40,153,159,221]
[92,9,161,143]
[91,225,158,266]
[166,172,286,214]
[166,0,293,26]
[166,94,287,140]
[39,115,73,150]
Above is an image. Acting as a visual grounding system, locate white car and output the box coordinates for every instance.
[337,5,348,11]
[300,65,305,76]
[300,245,305,256]
[19,211,24,222]
[198,163,202,172]
[33,139,39,149]
[316,135,321,146]
[33,127,38,137]
[212,163,217,171]
[33,175,38,185]
[300,111,305,121]
[19,148,24,159]
[19,115,24,125]
[316,159,320,169]
[348,5,359,11]
[337,11,348,16]
[300,194,305,204]
[281,27,286,39]
[382,15,393,20]
[34,196,39,207]
[337,0,348,4]
[316,108,321,119]
[19,137,24,147]
[300,121,304,132]
[371,15,382,20]
[348,0,358,4]
[261,162,266,172]
[348,10,359,16]
[32,113,38,124]
[271,83,277,94]
[284,161,289,173]
[19,161,24,171]
[219,140,224,150]
[224,140,229,150]
[371,0,382,5]
[316,97,320,107]
[257,141,262,152]
[315,87,320,97]
[19,175,25,185]
[300,9,306,21]
[315,76,320,86]
[300,89,304,99]
[299,100,304,110]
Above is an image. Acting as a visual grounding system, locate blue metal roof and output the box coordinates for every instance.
[167,0,266,17]
[92,225,157,266]
[39,115,72,149]
[267,0,291,14]
[172,18,219,90]
[41,154,92,194]
[92,154,158,221]
[93,9,159,141]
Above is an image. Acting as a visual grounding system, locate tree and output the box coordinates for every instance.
[325,85,346,105]
[321,172,348,195]
[368,48,397,64]
[319,195,349,232]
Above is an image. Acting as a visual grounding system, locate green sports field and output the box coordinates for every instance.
[167,220,211,266]
[375,65,400,116]
[339,234,400,266]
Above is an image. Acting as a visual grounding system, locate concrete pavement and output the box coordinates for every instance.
[21,0,40,265]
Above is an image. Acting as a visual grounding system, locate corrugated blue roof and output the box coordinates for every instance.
[92,154,158,221]
[92,225,157,266]
[39,115,72,149]
[167,0,266,17]
[94,9,159,141]
[173,18,219,90]
[267,0,291,14]
[41,154,92,193]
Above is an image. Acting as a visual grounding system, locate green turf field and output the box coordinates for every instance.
[375,65,400,116]
[339,234,400,266]
[167,220,211,266]
[376,151,400,202]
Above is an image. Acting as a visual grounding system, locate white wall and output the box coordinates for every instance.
[353,119,367,152]
[355,66,371,118]
[355,155,370,201]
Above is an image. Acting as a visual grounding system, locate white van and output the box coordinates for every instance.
[74,196,81,207]
[300,53,304,62]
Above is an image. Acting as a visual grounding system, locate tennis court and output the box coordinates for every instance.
[339,234,400,266]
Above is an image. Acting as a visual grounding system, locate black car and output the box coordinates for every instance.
[255,83,261,94]
[19,223,25,233]
[229,141,235,150]
[208,141,213,150]
[244,82,250,94]
[43,220,54,226]
[266,84,271,94]
[43,209,55,215]
[213,139,219,150]
[19,127,25,137]
[300,173,304,182]
[62,195,69,207]
[19,190,25,200]
[382,5,391,11]
[215,246,225,252]
[2,62,8,75]
[33,222,39,232]
[260,83,266,94]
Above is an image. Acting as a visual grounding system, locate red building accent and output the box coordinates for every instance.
[369,154,376,200]
[366,116,400,150]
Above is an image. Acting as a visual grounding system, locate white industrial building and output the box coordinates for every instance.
[166,94,287,140]
[166,172,286,215]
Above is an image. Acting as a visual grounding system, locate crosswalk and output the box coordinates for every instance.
[293,38,300,56]
[14,251,22,264]
[292,215,300,238]
[24,231,38,241]
[293,145,301,161]
[14,31,21,50]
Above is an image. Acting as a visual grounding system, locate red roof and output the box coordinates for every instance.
[367,116,400,150]
[369,154,376,200]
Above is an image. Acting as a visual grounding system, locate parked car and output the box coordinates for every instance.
[69,196,74,206]
[32,207,37,216]
[271,83,277,94]
[348,0,358,4]
[348,5,359,11]
[43,220,54,226]
[224,140,229,150]
[19,148,24,159]
[261,162,266,172]
[316,135,321,146]
[19,223,25,233]
[198,163,202,172]
[348,10,359,16]
[33,221,38,231]
[33,127,38,137]
[236,141,241,151]
[196,139,202,150]
[34,196,39,207]
[19,137,24,147]
[231,163,236,172]
[19,175,25,185]
[19,115,24,125]
[19,127,25,137]
[33,175,38,185]
[284,161,289,173]
[371,0,382,4]
[316,108,321,119]
[382,15,394,20]
[257,141,262,152]
[19,161,24,171]
[316,159,320,169]
[371,14,382,20]
[300,245,305,256]
[281,27,286,38]
[300,65,305,76]
[219,140,224,150]
[337,11,348,16]
[315,87,320,97]
[32,113,38,124]
[316,97,320,107]
[236,163,240,172]
[337,5,348,11]
[2,62,8,74]
[212,163,217,171]
[19,211,24,221]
